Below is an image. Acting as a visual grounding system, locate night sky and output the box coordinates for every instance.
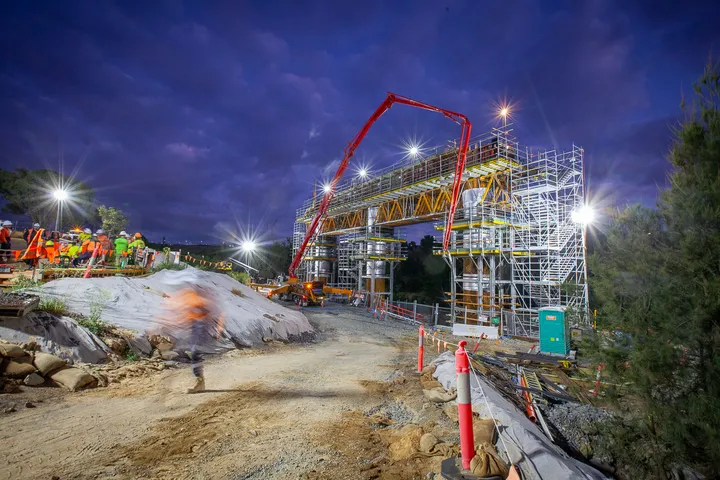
[1,1,718,243]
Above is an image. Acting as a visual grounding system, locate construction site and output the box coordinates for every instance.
[0,93,613,480]
[291,102,588,339]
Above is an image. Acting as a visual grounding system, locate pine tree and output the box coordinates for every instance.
[587,59,720,478]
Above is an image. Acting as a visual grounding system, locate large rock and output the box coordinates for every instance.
[33,352,67,376]
[0,343,26,358]
[50,367,96,391]
[103,336,128,355]
[125,335,152,356]
[23,373,45,386]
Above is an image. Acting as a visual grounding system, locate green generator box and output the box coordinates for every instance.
[538,306,569,356]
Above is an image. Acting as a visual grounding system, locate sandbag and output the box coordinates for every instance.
[419,433,440,453]
[442,404,459,423]
[473,418,498,445]
[421,364,436,376]
[50,367,96,391]
[0,343,26,358]
[3,359,37,378]
[33,352,67,376]
[420,376,443,390]
[469,442,509,478]
[423,387,457,403]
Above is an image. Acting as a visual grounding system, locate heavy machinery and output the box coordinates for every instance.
[288,92,472,280]
[251,280,352,307]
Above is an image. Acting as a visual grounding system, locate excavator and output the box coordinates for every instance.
[256,93,472,307]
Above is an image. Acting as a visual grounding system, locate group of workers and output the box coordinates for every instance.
[0,220,147,268]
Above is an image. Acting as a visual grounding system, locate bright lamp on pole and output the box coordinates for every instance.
[571,205,595,225]
[53,189,68,201]
[241,240,256,252]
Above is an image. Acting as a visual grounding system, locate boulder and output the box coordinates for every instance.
[103,336,128,356]
[23,373,45,386]
[160,350,180,361]
[0,343,26,358]
[423,387,457,403]
[33,352,67,376]
[125,335,152,356]
[50,367,96,391]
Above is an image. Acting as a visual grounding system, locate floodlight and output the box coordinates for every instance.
[241,240,256,252]
[358,168,368,178]
[322,183,332,194]
[571,206,595,225]
[408,146,419,157]
[53,189,68,201]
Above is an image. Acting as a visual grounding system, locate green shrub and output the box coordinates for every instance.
[38,297,68,316]
[10,277,41,292]
[124,346,138,362]
[228,271,251,284]
[151,261,187,272]
[76,317,106,336]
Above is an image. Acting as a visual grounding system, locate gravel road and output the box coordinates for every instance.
[0,305,418,479]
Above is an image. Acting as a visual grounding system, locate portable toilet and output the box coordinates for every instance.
[538,306,569,356]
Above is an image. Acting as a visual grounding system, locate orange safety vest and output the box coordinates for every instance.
[0,227,10,244]
[81,239,98,254]
[21,228,45,261]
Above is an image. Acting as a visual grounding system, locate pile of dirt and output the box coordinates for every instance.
[33,268,313,350]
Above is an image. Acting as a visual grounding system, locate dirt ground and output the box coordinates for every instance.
[0,307,518,479]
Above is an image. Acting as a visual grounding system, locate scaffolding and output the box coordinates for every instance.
[292,125,588,336]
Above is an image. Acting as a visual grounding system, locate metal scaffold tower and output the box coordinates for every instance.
[292,123,588,337]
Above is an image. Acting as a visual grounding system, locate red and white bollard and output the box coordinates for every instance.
[417,325,424,373]
[456,340,475,470]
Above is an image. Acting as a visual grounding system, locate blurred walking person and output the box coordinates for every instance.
[163,271,224,393]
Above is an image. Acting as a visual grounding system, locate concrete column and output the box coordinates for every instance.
[389,261,395,305]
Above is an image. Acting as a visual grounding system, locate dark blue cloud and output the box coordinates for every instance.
[0,0,718,242]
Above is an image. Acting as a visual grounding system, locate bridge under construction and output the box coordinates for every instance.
[291,97,588,337]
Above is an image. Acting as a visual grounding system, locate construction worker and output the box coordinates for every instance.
[73,232,99,267]
[79,228,92,243]
[96,229,112,263]
[114,231,129,267]
[66,239,81,264]
[163,271,224,393]
[23,223,42,244]
[0,220,12,263]
[128,232,145,266]
[43,239,57,264]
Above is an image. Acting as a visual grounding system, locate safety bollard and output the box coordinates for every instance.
[472,341,480,354]
[417,325,424,373]
[455,341,475,470]
[437,337,441,353]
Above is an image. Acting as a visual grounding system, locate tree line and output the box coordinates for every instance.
[0,168,129,237]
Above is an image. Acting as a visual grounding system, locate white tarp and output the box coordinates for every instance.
[0,311,110,363]
[432,352,608,480]
[31,268,313,353]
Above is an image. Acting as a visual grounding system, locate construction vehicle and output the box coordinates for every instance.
[250,280,352,307]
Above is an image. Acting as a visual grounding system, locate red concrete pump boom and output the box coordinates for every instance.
[288,92,472,279]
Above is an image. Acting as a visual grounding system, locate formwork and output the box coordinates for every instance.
[293,125,588,336]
